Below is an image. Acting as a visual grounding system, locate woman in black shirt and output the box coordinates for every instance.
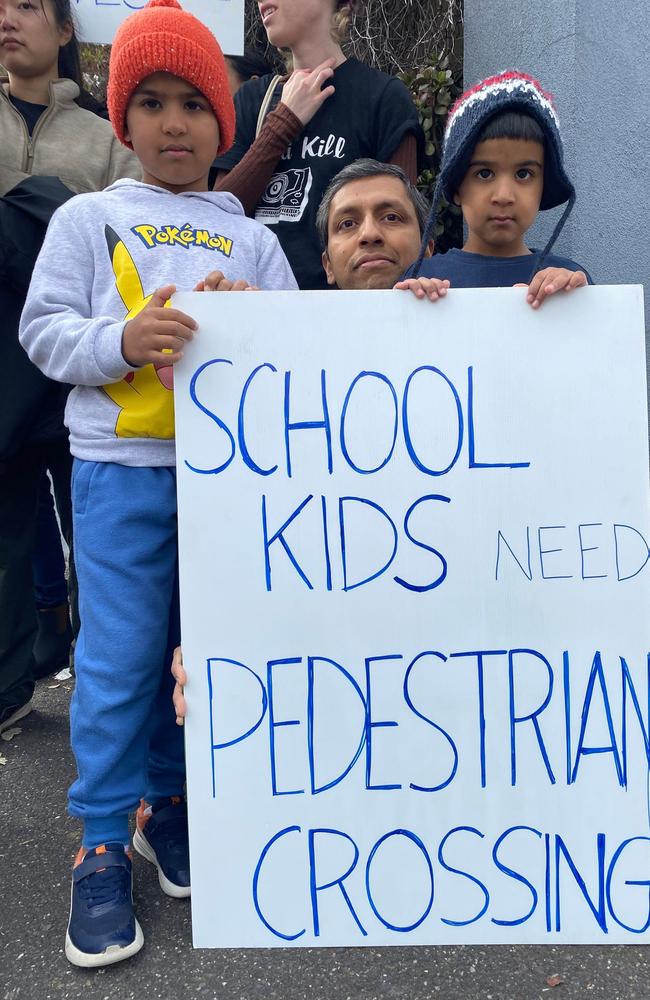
[214,0,423,289]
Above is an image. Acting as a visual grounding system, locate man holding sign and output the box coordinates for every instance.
[168,67,650,952]
[173,68,594,721]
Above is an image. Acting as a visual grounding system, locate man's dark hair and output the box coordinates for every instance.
[477,110,545,147]
[316,159,430,250]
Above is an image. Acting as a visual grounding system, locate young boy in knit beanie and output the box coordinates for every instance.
[20,0,296,968]
[399,71,591,306]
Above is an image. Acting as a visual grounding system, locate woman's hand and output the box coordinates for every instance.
[281,59,336,126]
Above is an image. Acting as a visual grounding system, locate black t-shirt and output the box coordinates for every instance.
[215,58,423,290]
[9,94,48,136]
[411,247,593,286]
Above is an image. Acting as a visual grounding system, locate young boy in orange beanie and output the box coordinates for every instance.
[20,0,296,968]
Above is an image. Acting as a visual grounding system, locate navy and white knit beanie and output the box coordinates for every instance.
[412,70,576,276]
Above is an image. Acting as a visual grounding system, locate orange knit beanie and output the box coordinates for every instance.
[107,0,235,155]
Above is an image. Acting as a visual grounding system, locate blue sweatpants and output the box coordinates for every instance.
[68,461,184,848]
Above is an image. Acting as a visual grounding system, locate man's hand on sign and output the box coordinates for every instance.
[523,267,588,310]
[194,271,260,292]
[171,646,187,726]
[393,276,451,302]
[121,285,197,367]
[281,59,336,126]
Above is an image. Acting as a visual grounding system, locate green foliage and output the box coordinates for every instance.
[400,55,463,254]
[80,43,110,100]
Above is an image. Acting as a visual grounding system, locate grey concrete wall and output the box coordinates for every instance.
[464,0,650,386]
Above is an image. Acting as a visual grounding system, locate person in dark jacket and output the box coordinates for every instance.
[0,174,75,733]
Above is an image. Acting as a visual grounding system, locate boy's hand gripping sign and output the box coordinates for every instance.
[174,286,650,947]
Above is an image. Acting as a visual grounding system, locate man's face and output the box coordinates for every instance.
[322,175,424,290]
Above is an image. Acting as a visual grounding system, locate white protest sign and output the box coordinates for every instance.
[73,0,244,52]
[174,286,650,947]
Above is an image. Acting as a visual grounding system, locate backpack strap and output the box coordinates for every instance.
[255,74,284,137]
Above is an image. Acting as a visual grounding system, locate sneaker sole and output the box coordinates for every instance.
[0,700,32,735]
[133,826,191,899]
[64,919,144,968]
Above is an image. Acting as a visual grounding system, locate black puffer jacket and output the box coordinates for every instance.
[0,175,75,462]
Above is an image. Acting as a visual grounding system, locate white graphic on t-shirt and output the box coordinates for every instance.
[301,133,346,159]
[281,134,346,162]
[255,167,313,225]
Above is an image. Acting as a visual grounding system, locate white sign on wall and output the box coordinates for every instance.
[174,286,650,948]
[73,0,244,52]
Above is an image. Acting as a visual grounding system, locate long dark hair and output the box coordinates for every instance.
[225,50,274,85]
[43,0,107,115]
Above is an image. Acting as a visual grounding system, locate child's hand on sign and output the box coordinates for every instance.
[121,285,197,366]
[194,271,260,292]
[393,277,451,302]
[171,646,187,726]
[523,267,588,310]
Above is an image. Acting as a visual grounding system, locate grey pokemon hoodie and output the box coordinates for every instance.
[20,179,297,466]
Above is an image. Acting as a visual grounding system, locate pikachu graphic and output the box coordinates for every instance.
[102,225,175,439]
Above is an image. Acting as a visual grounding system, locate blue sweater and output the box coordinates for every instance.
[410,247,592,287]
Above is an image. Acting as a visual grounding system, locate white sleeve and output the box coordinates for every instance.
[19,202,134,386]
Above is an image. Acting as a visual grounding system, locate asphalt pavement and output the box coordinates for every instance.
[1,678,649,1000]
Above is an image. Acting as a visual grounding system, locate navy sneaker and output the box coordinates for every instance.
[133,797,191,898]
[65,844,144,968]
